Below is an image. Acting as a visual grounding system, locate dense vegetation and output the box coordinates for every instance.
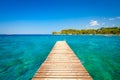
[52,27,120,35]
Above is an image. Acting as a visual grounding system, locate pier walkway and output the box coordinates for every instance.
[32,41,92,80]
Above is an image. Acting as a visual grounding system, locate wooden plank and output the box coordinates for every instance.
[32,41,92,80]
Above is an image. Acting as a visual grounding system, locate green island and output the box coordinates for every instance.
[52,27,120,35]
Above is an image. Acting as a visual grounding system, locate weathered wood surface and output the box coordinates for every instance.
[32,41,92,80]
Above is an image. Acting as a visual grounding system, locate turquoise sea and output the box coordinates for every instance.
[0,35,120,80]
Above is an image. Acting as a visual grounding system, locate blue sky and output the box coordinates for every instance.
[0,0,120,34]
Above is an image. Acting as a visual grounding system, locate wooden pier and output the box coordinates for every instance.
[32,41,92,80]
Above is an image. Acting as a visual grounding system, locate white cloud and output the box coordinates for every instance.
[108,16,120,20]
[103,17,106,19]
[109,18,115,20]
[112,24,115,26]
[116,16,120,19]
[89,20,99,26]
[102,23,105,25]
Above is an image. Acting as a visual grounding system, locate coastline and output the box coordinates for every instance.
[52,34,120,36]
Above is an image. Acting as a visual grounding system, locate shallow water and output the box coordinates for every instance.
[0,35,120,80]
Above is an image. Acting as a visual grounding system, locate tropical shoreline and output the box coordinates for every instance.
[52,27,120,35]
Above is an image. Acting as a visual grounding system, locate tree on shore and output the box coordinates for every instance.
[52,27,120,35]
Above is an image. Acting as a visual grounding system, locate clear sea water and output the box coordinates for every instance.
[0,35,120,80]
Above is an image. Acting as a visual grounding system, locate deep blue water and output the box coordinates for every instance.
[0,35,120,80]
